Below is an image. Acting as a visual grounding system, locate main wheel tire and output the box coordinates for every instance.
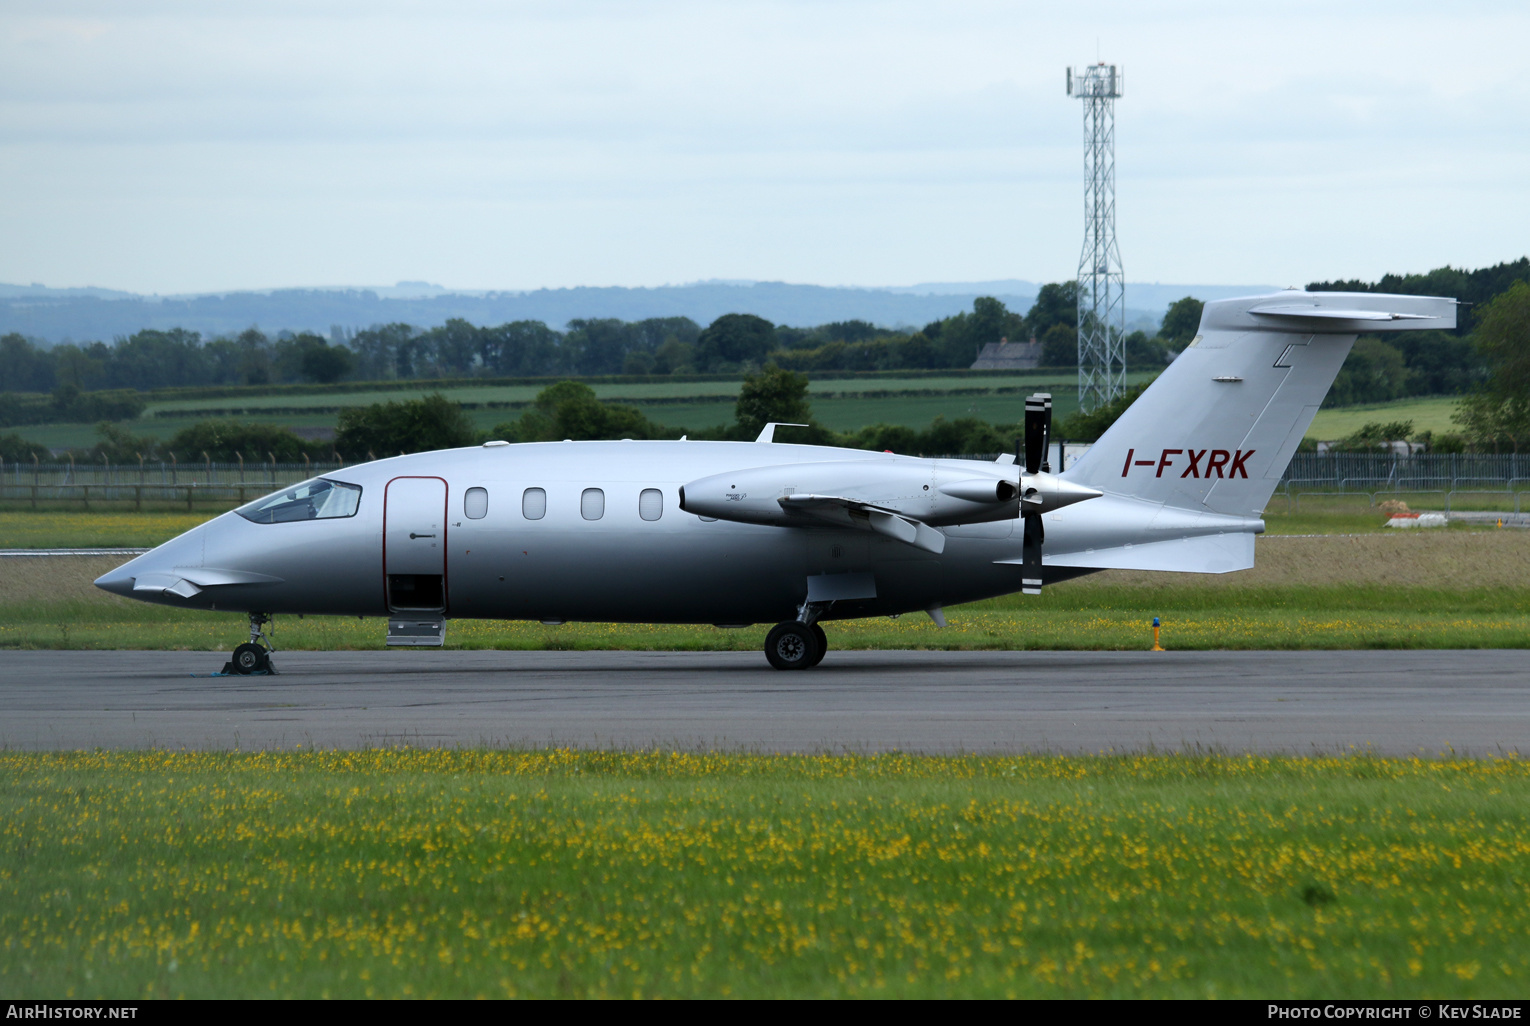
[807,622,828,667]
[765,621,821,671]
[231,643,269,675]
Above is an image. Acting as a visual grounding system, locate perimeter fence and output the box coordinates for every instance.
[0,457,350,511]
[1273,453,1530,513]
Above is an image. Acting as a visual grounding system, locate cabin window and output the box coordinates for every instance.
[581,488,605,521]
[522,487,546,520]
[639,488,663,521]
[464,487,488,520]
[237,478,362,524]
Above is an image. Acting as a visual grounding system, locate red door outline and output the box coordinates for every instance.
[382,475,449,614]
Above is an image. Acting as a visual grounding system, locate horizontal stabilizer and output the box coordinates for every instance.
[1203,291,1456,334]
[1247,305,1438,323]
[1033,532,1255,574]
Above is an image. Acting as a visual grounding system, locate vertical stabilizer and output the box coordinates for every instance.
[1065,291,1456,516]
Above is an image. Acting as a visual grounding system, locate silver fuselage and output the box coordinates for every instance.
[95,440,1152,624]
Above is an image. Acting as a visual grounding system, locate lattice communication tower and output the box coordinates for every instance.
[1066,63,1125,412]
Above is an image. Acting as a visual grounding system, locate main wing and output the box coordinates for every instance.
[778,493,948,554]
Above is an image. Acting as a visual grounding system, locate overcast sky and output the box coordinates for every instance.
[2,0,1526,295]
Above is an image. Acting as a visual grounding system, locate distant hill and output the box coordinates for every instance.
[0,279,1277,344]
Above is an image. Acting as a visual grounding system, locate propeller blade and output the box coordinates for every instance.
[1024,394,1047,474]
[1021,511,1044,595]
[1039,394,1052,473]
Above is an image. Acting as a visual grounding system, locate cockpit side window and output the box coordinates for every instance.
[236,478,363,524]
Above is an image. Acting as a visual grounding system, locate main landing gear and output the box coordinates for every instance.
[765,603,829,671]
[222,612,278,675]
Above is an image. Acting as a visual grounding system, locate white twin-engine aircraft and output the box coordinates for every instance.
[96,290,1455,671]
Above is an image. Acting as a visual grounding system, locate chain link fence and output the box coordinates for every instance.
[0,457,351,511]
[1274,453,1530,513]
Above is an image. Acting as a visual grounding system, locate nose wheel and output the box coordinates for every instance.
[765,620,829,671]
[222,612,278,675]
[230,643,270,674]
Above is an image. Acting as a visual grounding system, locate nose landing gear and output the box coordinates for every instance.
[222,612,278,675]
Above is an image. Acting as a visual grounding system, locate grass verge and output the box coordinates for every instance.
[2,586,1526,652]
[4,529,1527,652]
[3,749,1527,998]
[0,511,214,549]
[1305,397,1464,439]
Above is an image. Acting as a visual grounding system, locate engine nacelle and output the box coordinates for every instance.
[679,460,1027,527]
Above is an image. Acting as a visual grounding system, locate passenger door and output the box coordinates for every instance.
[384,476,448,612]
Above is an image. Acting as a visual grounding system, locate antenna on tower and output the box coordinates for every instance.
[1067,62,1125,413]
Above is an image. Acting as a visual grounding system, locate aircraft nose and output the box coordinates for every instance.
[92,525,207,600]
[93,566,137,597]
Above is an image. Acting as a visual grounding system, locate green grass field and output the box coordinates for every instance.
[3,586,1525,654]
[4,749,1528,998]
[1306,397,1464,439]
[15,371,1153,449]
[0,512,214,549]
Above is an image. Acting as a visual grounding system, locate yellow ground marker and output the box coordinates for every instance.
[1151,616,1165,651]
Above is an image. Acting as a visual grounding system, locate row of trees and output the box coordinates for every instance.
[5,273,1527,463]
[0,328,357,395]
[3,282,1501,426]
[0,301,1066,396]
[0,283,1192,401]
[1,259,1524,453]
[1323,331,1486,407]
[1453,281,1530,450]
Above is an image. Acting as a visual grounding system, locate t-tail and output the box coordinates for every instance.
[1040,289,1456,576]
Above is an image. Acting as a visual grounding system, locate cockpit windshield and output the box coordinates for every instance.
[236,478,362,524]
